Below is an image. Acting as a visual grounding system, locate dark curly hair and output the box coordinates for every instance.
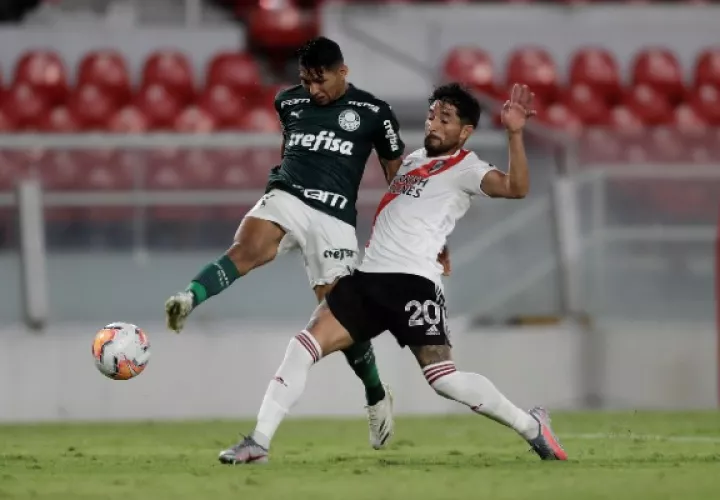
[429,83,481,128]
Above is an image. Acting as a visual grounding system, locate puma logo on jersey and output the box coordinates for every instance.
[287,131,355,156]
[290,110,303,118]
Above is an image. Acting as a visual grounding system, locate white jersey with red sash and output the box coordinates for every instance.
[359,147,497,287]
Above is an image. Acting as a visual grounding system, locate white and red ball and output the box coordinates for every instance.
[92,322,151,380]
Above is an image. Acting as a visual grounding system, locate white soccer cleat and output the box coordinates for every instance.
[164,291,194,333]
[366,383,394,450]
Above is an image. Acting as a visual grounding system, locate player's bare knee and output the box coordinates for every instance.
[227,218,283,273]
[305,302,354,355]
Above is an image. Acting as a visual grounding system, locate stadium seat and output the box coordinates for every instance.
[688,84,720,125]
[672,102,708,139]
[505,46,559,102]
[580,129,623,163]
[0,108,18,132]
[237,106,282,132]
[134,84,183,130]
[206,52,262,98]
[77,50,132,105]
[560,83,610,125]
[649,127,685,163]
[622,84,673,125]
[568,47,622,104]
[142,50,195,105]
[259,83,291,111]
[107,106,150,133]
[39,106,82,132]
[13,50,68,105]
[694,47,720,88]
[67,84,119,130]
[247,6,318,51]
[631,48,685,104]
[196,84,248,129]
[443,47,496,96]
[540,103,583,136]
[607,105,644,137]
[3,82,50,129]
[173,106,217,133]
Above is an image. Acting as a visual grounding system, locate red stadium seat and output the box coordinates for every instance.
[134,84,183,130]
[694,47,720,88]
[39,106,81,133]
[173,106,217,133]
[622,84,673,125]
[3,82,50,129]
[142,50,195,105]
[0,108,18,132]
[607,105,644,137]
[580,129,623,163]
[77,50,131,105]
[237,106,282,132]
[560,83,610,125]
[67,84,119,130]
[247,6,318,51]
[443,47,496,96]
[541,103,583,136]
[13,50,68,105]
[631,48,685,104]
[206,52,262,98]
[569,47,622,104]
[673,103,708,139]
[649,127,685,163]
[259,83,291,111]
[196,84,248,129]
[688,84,720,125]
[505,47,559,102]
[107,106,150,133]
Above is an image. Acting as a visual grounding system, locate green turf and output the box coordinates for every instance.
[2,412,720,500]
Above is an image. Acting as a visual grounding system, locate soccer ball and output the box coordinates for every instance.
[92,322,151,380]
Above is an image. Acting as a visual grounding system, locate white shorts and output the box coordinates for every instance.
[246,189,359,288]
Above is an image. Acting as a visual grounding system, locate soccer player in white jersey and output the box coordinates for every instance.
[218,82,567,464]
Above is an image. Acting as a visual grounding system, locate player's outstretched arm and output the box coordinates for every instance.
[379,157,403,183]
[480,84,536,199]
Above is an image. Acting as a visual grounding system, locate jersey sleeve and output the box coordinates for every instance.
[457,159,498,197]
[273,90,289,128]
[373,103,405,160]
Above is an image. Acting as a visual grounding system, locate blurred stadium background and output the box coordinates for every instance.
[0,0,718,422]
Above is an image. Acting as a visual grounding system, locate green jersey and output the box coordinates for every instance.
[266,84,405,227]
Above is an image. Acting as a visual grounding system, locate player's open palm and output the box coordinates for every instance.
[501,83,536,134]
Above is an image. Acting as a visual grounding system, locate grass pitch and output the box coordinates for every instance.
[2,412,720,500]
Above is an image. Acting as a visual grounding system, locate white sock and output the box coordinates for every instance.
[423,362,539,440]
[252,330,322,449]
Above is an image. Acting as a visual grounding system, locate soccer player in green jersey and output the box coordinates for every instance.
[165,37,428,451]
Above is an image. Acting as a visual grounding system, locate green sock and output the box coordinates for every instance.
[342,342,386,406]
[186,255,241,307]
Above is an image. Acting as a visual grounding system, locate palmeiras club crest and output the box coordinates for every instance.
[338,109,361,132]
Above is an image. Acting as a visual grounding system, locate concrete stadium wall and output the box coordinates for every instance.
[0,320,715,423]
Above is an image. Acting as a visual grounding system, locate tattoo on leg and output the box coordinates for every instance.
[410,344,453,369]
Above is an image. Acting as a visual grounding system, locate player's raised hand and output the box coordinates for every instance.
[501,83,536,134]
